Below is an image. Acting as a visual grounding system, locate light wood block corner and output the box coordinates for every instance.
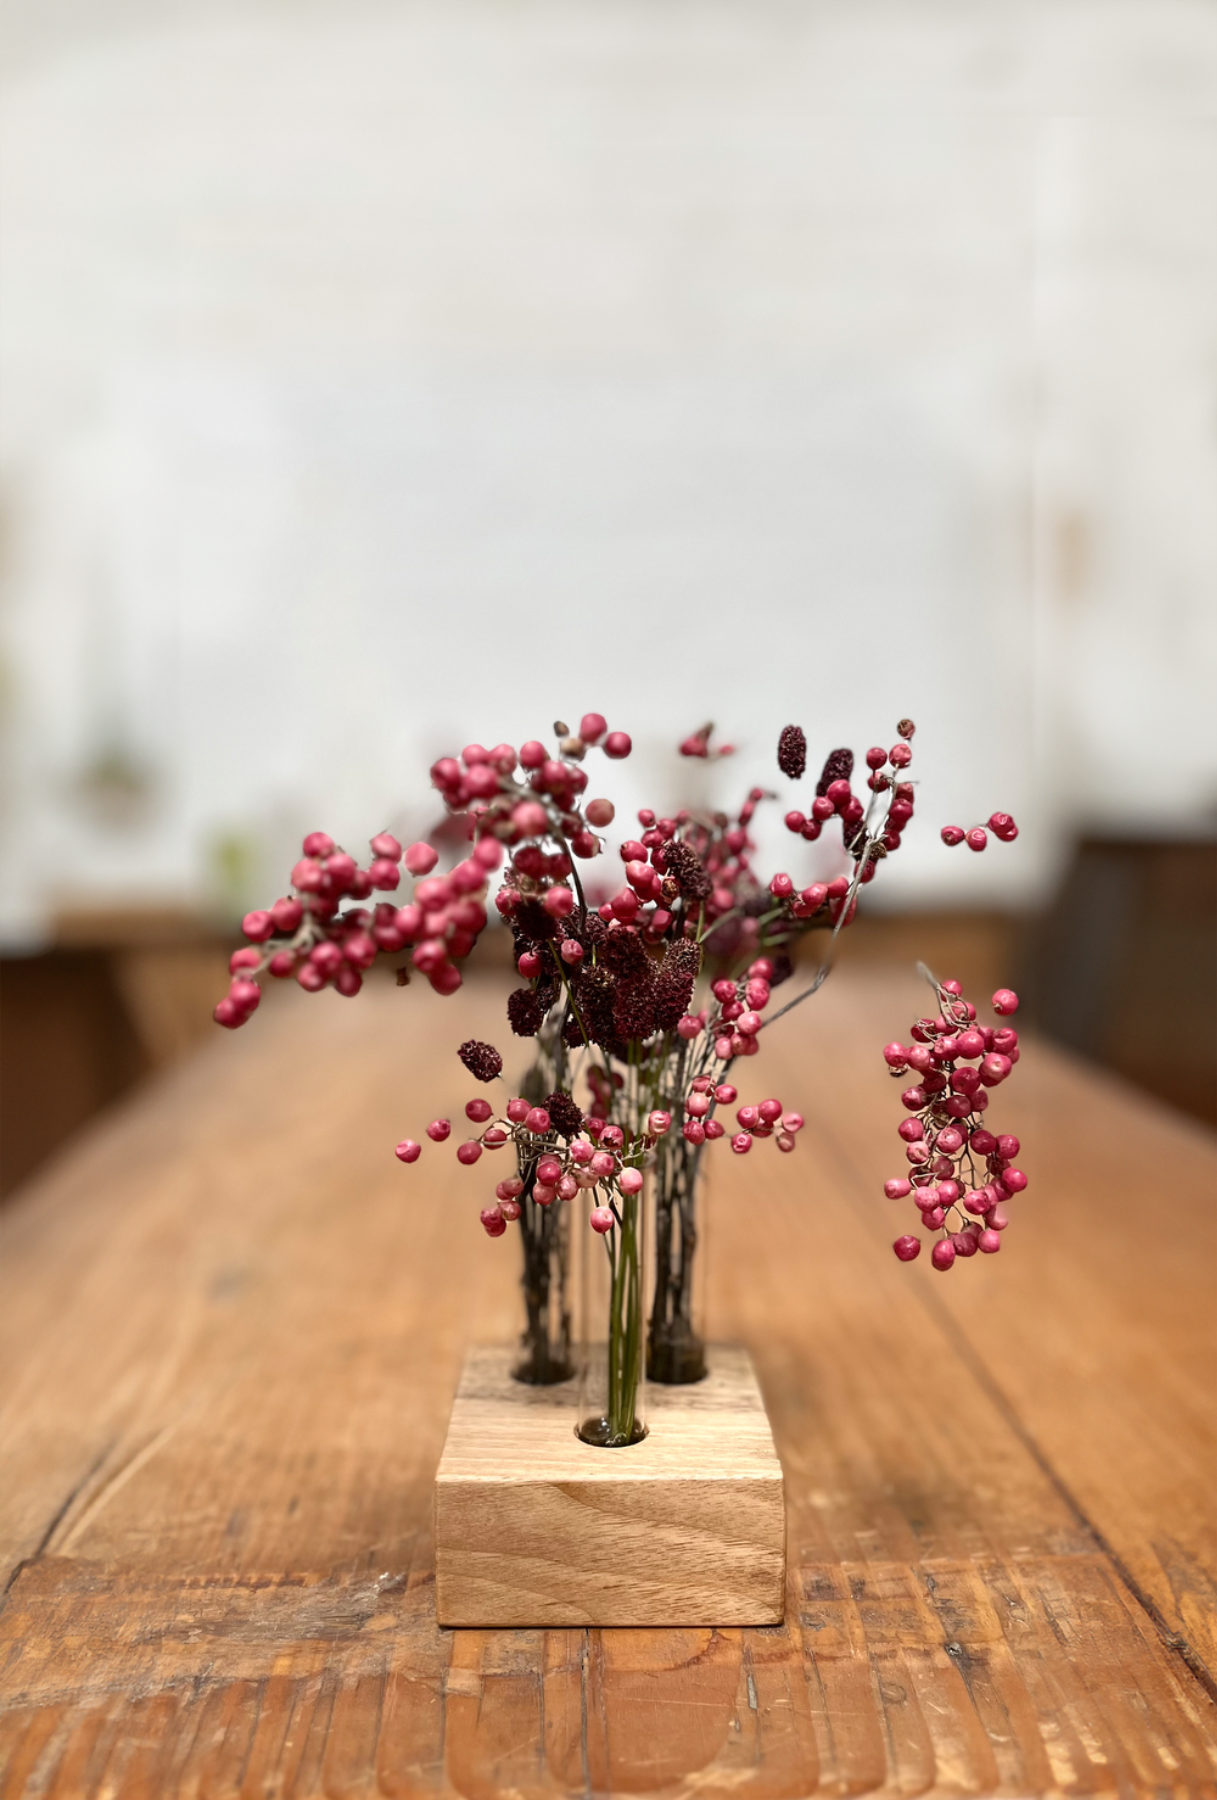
[434,1343,785,1627]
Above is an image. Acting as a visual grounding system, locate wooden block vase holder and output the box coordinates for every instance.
[435,1343,785,1627]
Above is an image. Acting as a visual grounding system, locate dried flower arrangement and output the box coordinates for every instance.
[215,713,1022,1450]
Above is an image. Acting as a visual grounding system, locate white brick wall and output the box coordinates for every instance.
[1,0,1214,935]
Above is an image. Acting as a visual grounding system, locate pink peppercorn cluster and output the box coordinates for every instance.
[682,1078,804,1154]
[398,1081,652,1238]
[396,1045,807,1237]
[429,714,630,867]
[213,829,496,1025]
[883,979,1027,1270]
[940,813,1020,852]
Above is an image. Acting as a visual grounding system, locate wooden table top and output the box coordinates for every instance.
[2,966,1215,1797]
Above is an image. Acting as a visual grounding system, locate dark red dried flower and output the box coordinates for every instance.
[654,937,702,1032]
[573,966,618,1049]
[544,1090,585,1138]
[506,987,546,1037]
[662,841,713,901]
[458,1039,503,1082]
[815,748,854,797]
[599,927,650,980]
[514,897,557,941]
[777,724,807,780]
[614,973,658,1042]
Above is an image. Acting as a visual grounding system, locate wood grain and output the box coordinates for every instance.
[1,967,1215,1797]
[435,1345,784,1626]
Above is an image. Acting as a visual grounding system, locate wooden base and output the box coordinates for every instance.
[434,1344,785,1627]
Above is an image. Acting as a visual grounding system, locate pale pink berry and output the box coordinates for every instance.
[776,1133,796,1153]
[683,1120,706,1144]
[677,1015,702,1039]
[480,1206,506,1237]
[270,896,303,932]
[977,1228,1001,1253]
[557,1174,579,1201]
[590,1206,615,1233]
[966,828,988,852]
[618,1168,643,1195]
[303,831,335,858]
[992,988,1019,1015]
[500,1199,522,1221]
[715,1084,737,1104]
[585,797,614,827]
[544,885,575,919]
[465,1099,493,1124]
[731,1132,752,1154]
[525,1107,551,1135]
[757,1098,783,1124]
[395,1140,421,1163]
[590,1150,616,1177]
[648,1110,671,1136]
[930,1240,956,1271]
[884,1177,911,1199]
[603,731,632,759]
[405,842,439,876]
[940,826,965,847]
[427,1119,451,1142]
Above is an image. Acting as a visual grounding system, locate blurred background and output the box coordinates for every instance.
[1,0,1214,1196]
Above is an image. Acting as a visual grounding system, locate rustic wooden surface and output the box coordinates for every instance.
[1,966,1215,1796]
[435,1345,784,1627]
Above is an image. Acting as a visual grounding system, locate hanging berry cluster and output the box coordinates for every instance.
[883,976,1026,1270]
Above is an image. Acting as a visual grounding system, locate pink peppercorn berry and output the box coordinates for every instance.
[893,1235,921,1262]
[590,1207,615,1233]
[426,1119,451,1142]
[395,1139,421,1163]
[992,988,1019,1015]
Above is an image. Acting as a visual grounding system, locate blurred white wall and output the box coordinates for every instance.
[1,0,1214,938]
